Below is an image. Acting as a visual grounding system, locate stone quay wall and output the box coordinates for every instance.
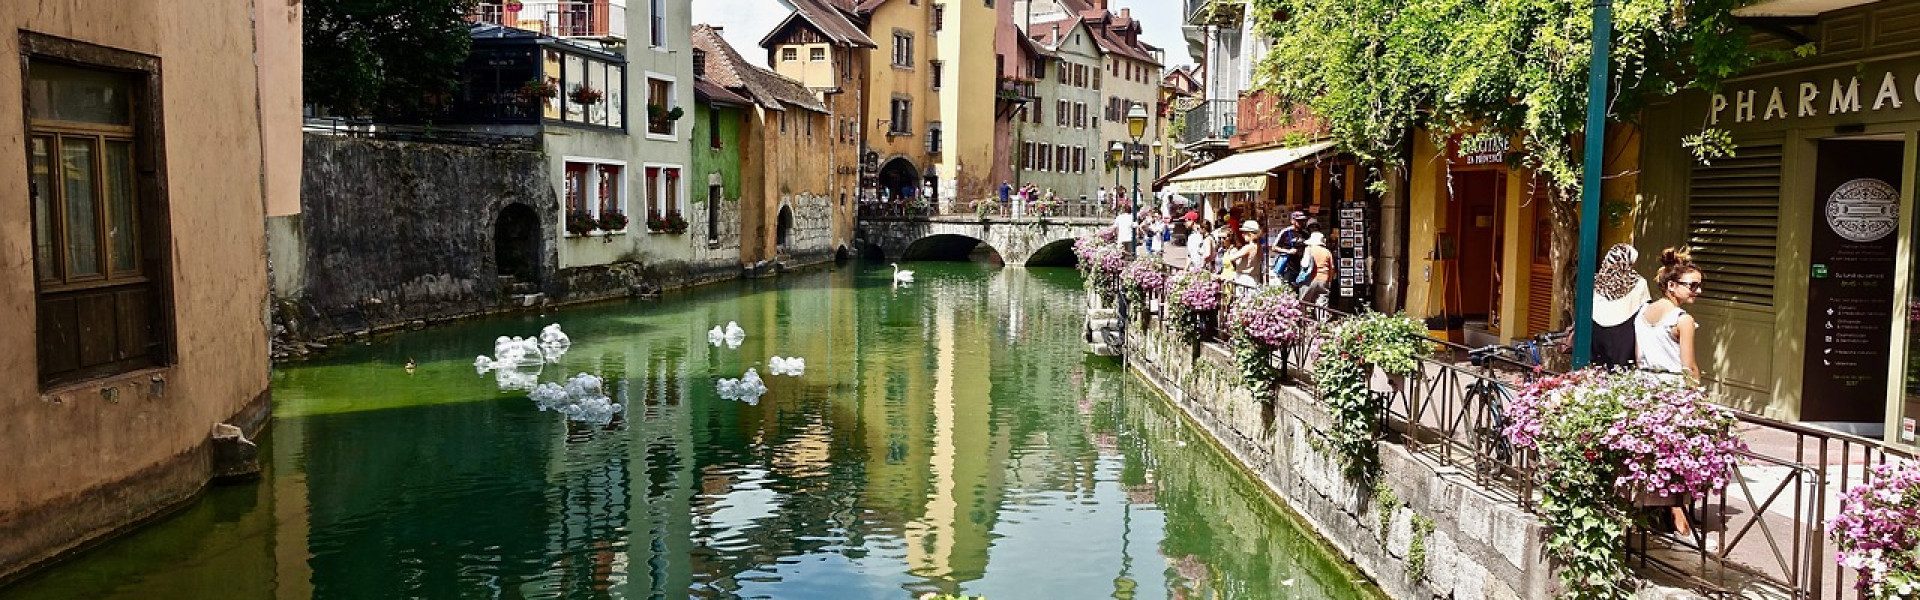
[1125,326,1704,599]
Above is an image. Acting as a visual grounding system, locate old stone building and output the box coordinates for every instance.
[0,0,299,583]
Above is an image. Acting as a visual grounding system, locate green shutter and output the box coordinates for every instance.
[1686,144,1782,308]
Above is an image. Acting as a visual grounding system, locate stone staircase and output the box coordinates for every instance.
[499,275,545,307]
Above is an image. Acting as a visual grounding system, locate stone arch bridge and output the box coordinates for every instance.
[856,215,1111,266]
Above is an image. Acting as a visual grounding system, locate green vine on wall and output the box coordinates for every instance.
[1312,313,1430,480]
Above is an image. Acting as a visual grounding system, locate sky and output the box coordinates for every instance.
[690,0,1192,72]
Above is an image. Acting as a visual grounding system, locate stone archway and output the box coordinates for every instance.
[494,203,542,282]
[901,233,1003,263]
[1025,238,1080,267]
[878,157,920,201]
[776,204,794,249]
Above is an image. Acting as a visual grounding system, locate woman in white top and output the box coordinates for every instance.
[1635,247,1703,384]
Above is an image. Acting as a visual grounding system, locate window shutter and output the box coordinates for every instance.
[1686,143,1782,307]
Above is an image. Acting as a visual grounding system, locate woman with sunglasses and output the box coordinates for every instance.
[1636,247,1703,384]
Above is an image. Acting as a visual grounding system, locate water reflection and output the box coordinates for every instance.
[1,264,1376,600]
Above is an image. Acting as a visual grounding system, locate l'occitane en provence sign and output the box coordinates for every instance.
[1705,57,1920,134]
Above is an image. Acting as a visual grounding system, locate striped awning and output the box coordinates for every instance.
[1168,141,1337,194]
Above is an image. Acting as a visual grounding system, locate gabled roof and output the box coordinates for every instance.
[692,24,828,114]
[761,0,876,49]
[1026,17,1083,49]
[695,77,752,107]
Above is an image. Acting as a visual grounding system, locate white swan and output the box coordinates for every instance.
[768,356,806,377]
[891,263,915,284]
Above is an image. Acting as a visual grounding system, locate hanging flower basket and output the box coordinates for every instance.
[570,85,604,106]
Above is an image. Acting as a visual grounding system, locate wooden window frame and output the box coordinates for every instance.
[22,32,175,389]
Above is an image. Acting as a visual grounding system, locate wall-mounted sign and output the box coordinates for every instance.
[1449,135,1511,166]
[1802,140,1902,424]
[1704,57,1920,135]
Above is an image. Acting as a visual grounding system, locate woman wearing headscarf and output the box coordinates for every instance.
[1590,243,1651,368]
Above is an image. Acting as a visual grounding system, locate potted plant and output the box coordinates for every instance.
[1505,370,1745,600]
[646,210,666,233]
[664,211,689,234]
[570,84,603,106]
[1833,461,1920,599]
[597,210,628,235]
[566,210,599,237]
[1165,270,1222,345]
[1226,286,1306,400]
[520,78,559,106]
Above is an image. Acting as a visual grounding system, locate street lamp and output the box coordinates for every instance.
[1126,103,1149,214]
[1151,139,1164,182]
[1109,141,1125,206]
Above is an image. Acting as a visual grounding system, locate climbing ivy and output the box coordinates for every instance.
[1251,0,1770,193]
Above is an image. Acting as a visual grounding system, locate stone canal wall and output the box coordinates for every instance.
[1126,328,1559,600]
[284,135,559,340]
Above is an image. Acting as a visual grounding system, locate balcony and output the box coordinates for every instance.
[472,1,626,41]
[1178,99,1237,149]
[996,78,1037,103]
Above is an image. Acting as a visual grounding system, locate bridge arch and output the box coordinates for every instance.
[1024,238,1079,267]
[901,233,1004,263]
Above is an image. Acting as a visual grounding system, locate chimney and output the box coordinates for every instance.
[1119,8,1129,19]
[1052,23,1060,41]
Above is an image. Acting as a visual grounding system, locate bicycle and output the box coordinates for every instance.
[1461,331,1569,478]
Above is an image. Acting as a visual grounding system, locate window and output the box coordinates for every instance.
[926,123,942,155]
[892,32,913,67]
[1056,146,1067,173]
[650,0,666,48]
[933,6,944,31]
[693,49,707,76]
[930,60,943,90]
[782,47,798,62]
[1056,100,1067,126]
[543,50,624,129]
[646,76,674,137]
[28,56,167,386]
[644,166,684,223]
[708,106,722,148]
[805,112,813,136]
[708,183,723,242]
[563,160,626,231]
[1031,101,1042,124]
[810,47,826,62]
[889,98,911,135]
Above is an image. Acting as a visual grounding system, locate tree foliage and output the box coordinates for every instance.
[305,0,477,119]
[1250,0,1768,192]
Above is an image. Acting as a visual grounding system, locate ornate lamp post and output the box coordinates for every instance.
[1126,103,1149,212]
[1109,141,1125,207]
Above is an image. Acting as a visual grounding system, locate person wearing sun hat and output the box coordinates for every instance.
[1590,243,1651,368]
[1300,231,1335,306]
[1217,220,1264,287]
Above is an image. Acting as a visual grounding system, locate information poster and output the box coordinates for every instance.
[1802,140,1902,424]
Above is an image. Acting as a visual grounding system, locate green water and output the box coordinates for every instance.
[3,263,1377,600]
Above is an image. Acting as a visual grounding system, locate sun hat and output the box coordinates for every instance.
[1239,220,1261,233]
[1305,232,1325,246]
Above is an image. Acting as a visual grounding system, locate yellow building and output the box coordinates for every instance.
[0,0,297,581]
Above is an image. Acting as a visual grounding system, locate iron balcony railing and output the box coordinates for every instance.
[472,1,627,41]
[1119,269,1913,599]
[1178,99,1237,147]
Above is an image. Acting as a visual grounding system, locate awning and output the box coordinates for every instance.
[1168,141,1337,194]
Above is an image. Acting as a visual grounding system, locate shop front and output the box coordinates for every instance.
[1637,5,1920,438]
[1166,141,1382,307]
[1404,131,1560,346]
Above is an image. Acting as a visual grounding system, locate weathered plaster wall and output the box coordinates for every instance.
[0,0,282,583]
[289,135,558,338]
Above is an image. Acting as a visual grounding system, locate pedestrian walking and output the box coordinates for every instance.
[1636,247,1703,385]
[1591,243,1650,368]
[1299,232,1335,306]
[1112,206,1136,256]
[1185,213,1210,272]
[1270,211,1308,285]
[1218,220,1263,288]
[1097,187,1110,210]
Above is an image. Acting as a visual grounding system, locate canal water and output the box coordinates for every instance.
[4,263,1377,600]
